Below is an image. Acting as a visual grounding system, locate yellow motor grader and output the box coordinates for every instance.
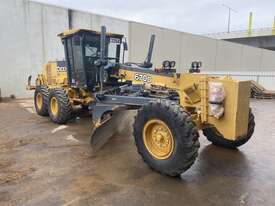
[27,26,255,177]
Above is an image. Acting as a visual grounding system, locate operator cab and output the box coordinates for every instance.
[58,29,124,90]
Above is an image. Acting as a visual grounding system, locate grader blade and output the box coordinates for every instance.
[90,105,127,153]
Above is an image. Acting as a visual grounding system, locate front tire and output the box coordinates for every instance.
[34,86,49,116]
[203,109,255,149]
[133,99,200,177]
[48,88,72,124]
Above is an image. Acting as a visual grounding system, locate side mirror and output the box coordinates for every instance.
[123,41,128,51]
[122,37,128,64]
[198,61,202,68]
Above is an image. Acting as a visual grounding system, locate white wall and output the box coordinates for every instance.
[0,0,68,98]
[215,40,243,71]
[129,22,275,73]
[0,0,275,98]
[180,32,217,72]
[0,0,31,98]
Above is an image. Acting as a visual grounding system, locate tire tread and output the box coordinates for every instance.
[203,109,255,148]
[133,99,200,177]
[34,85,49,116]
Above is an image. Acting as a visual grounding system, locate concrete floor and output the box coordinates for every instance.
[0,99,275,206]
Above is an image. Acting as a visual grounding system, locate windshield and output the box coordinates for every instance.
[84,36,121,62]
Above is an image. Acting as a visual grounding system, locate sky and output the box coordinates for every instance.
[33,0,275,34]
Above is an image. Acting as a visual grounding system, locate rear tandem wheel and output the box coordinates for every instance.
[34,85,49,116]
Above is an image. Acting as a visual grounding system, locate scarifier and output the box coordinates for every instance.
[27,26,255,176]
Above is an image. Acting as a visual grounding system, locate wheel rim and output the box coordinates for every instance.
[143,119,174,160]
[50,97,59,116]
[36,93,43,110]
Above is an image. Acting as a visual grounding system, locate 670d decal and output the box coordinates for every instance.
[134,73,152,83]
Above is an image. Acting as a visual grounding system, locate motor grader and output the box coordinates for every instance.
[27,26,255,177]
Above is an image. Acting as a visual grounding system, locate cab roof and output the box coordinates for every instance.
[58,29,124,39]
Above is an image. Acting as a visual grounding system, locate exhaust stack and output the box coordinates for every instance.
[143,34,155,68]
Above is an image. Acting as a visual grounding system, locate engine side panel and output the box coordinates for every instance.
[39,61,67,87]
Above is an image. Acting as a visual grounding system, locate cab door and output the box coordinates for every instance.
[63,34,87,88]
[83,34,101,89]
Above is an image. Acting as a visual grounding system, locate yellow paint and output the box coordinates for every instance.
[143,119,174,160]
[42,62,68,86]
[50,97,59,117]
[199,77,208,123]
[248,12,253,36]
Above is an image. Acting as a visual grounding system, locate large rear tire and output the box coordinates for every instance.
[133,99,200,177]
[48,88,73,124]
[34,86,49,116]
[203,109,255,149]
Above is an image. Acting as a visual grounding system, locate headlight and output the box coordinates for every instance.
[162,60,170,68]
[208,82,225,119]
[170,61,176,67]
